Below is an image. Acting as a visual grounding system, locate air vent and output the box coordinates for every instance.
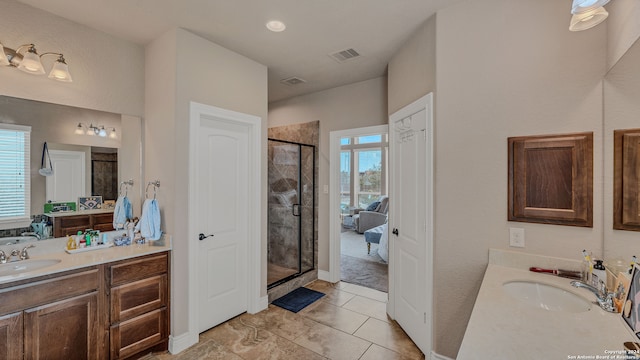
[280,76,307,86]
[329,48,361,63]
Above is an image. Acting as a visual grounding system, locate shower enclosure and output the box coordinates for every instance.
[267,139,315,288]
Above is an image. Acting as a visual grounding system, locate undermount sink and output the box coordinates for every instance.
[0,236,39,246]
[503,280,592,313]
[0,259,61,277]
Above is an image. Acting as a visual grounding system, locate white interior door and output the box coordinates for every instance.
[195,116,249,333]
[389,94,433,355]
[45,150,85,203]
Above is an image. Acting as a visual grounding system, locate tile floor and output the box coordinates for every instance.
[142,280,424,360]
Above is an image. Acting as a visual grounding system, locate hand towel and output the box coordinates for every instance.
[136,198,162,240]
[113,195,132,230]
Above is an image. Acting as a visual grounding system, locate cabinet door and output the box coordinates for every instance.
[0,312,22,359]
[111,308,167,359]
[24,292,99,360]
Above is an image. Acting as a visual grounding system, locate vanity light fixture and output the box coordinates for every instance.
[74,123,117,138]
[0,42,72,82]
[569,0,611,31]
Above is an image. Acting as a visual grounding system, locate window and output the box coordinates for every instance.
[340,133,388,209]
[0,124,31,229]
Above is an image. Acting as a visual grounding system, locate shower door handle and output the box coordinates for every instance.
[292,204,301,217]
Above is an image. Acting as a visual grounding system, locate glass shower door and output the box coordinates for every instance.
[267,139,315,288]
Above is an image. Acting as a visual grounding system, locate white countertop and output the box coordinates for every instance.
[0,232,171,286]
[45,209,114,218]
[458,262,637,359]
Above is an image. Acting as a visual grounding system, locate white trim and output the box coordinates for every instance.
[328,124,389,283]
[187,102,263,348]
[431,351,455,360]
[168,331,199,354]
[317,269,331,282]
[249,295,269,314]
[387,93,434,355]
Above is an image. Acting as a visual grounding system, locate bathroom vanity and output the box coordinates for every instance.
[458,249,636,359]
[0,236,170,359]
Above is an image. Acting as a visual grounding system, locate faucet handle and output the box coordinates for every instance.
[20,244,35,260]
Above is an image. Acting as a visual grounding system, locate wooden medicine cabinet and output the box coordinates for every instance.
[614,128,640,231]
[508,132,593,227]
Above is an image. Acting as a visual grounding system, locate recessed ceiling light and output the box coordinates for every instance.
[266,20,286,32]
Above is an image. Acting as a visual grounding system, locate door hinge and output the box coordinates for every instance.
[424,312,427,323]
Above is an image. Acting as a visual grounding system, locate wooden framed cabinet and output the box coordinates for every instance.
[108,253,169,359]
[0,268,102,359]
[0,251,170,359]
[50,212,115,238]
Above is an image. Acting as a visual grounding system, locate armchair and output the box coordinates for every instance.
[353,196,388,234]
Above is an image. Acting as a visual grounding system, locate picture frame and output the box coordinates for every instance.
[622,263,640,339]
[78,196,103,210]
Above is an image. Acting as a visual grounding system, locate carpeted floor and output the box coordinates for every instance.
[340,229,388,293]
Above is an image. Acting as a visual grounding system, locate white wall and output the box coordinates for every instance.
[389,0,607,357]
[0,0,144,117]
[607,0,640,70]
[268,77,388,271]
[145,27,268,342]
[388,15,437,115]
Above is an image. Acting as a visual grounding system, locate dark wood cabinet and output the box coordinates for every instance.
[51,212,115,238]
[0,251,170,359]
[508,132,593,227]
[108,253,169,359]
[614,129,640,231]
[24,292,99,359]
[0,312,23,359]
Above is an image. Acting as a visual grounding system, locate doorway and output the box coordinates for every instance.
[329,125,389,291]
[267,138,316,288]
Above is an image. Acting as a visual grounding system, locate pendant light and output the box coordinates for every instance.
[569,0,611,31]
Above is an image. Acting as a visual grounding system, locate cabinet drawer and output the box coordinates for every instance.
[93,222,115,232]
[58,215,91,228]
[110,253,168,286]
[92,213,113,226]
[111,275,167,323]
[110,308,167,359]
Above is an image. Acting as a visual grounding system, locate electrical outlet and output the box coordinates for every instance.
[509,227,525,248]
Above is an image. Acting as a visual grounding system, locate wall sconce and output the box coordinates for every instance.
[0,42,72,82]
[74,123,117,139]
[569,0,611,31]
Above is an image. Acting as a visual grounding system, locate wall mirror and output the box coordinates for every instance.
[0,95,142,238]
[604,36,640,258]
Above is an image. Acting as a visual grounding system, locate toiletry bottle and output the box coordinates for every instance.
[582,250,593,283]
[66,236,76,250]
[592,260,606,292]
[85,233,91,247]
[76,231,83,248]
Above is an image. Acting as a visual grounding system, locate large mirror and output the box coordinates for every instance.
[0,95,142,232]
[604,37,640,260]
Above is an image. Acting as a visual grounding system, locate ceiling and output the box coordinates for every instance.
[18,0,463,103]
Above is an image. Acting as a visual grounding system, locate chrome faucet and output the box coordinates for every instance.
[20,232,41,240]
[570,280,616,313]
[18,244,35,260]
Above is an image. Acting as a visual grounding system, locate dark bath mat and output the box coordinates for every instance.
[272,287,325,313]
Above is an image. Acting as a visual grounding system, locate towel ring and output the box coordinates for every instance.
[145,180,160,199]
[119,179,134,197]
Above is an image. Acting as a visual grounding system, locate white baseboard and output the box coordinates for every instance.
[168,331,199,354]
[318,270,332,282]
[431,351,455,360]
[249,295,269,314]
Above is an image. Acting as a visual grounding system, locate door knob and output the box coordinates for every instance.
[199,233,214,241]
[392,228,399,236]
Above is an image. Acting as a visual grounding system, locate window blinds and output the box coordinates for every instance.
[0,124,31,224]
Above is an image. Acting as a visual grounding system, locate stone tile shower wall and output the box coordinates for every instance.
[267,121,319,301]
